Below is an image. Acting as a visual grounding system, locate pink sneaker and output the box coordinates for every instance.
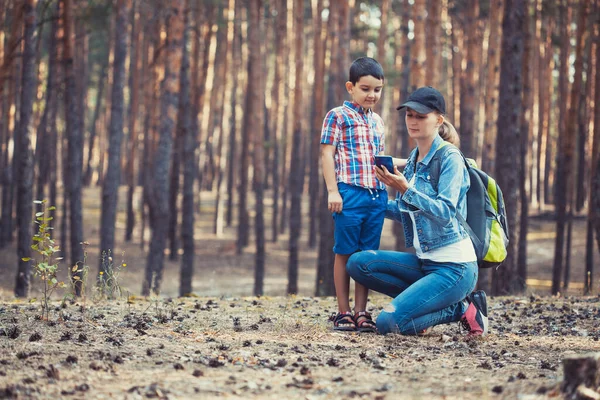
[460,290,489,336]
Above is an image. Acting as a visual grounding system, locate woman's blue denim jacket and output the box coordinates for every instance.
[386,134,470,252]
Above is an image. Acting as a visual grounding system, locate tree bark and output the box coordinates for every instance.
[125,0,141,242]
[459,0,480,159]
[492,0,526,296]
[142,0,184,296]
[246,0,265,296]
[481,0,504,175]
[99,0,128,278]
[35,0,59,206]
[212,1,234,237]
[287,0,304,295]
[585,12,600,294]
[308,0,325,249]
[63,0,85,296]
[14,0,37,298]
[518,0,533,292]
[552,0,588,295]
[425,0,441,87]
[411,0,426,89]
[178,0,194,297]
[0,4,23,248]
[269,0,287,241]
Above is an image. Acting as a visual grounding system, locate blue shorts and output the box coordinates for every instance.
[333,183,387,255]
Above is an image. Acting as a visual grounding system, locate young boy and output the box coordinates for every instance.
[320,57,387,332]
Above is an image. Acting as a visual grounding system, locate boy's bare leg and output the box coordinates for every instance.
[354,281,369,312]
[334,254,351,313]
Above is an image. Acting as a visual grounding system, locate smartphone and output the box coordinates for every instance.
[374,155,394,172]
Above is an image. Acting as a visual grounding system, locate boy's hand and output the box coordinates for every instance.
[328,191,343,213]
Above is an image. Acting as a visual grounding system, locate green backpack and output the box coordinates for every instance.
[429,142,509,269]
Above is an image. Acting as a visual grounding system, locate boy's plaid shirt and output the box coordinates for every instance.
[320,101,386,190]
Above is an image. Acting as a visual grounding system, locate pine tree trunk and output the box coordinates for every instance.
[287,0,304,295]
[14,0,37,298]
[35,1,59,205]
[482,0,503,175]
[226,0,241,229]
[178,0,194,297]
[247,0,265,296]
[0,3,22,248]
[63,0,85,296]
[459,0,480,158]
[518,0,533,292]
[491,0,526,296]
[585,11,600,294]
[411,0,426,89]
[142,0,183,296]
[83,58,108,187]
[236,4,251,254]
[99,0,127,279]
[308,0,325,249]
[212,1,233,237]
[125,0,141,242]
[425,0,441,87]
[270,0,286,241]
[552,0,588,295]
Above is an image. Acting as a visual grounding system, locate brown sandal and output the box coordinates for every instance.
[331,312,356,331]
[354,311,376,333]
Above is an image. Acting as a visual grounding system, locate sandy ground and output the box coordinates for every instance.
[0,294,599,399]
[0,187,599,399]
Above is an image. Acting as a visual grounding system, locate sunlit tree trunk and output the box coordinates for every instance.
[481,0,503,175]
[142,0,184,296]
[411,0,426,89]
[492,0,526,296]
[226,0,240,228]
[99,0,127,279]
[425,0,441,87]
[213,0,234,237]
[63,0,85,295]
[14,0,37,298]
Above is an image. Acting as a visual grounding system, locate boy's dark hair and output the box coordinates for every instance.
[348,57,384,84]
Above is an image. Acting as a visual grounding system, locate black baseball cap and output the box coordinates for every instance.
[397,86,446,114]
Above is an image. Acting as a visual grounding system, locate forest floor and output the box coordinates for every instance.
[0,187,599,399]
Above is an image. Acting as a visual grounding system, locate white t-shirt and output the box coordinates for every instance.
[406,175,477,263]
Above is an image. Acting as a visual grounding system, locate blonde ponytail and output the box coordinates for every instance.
[438,120,460,147]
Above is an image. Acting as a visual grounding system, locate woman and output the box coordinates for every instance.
[346,86,488,336]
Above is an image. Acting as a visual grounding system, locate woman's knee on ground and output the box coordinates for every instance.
[375,310,400,334]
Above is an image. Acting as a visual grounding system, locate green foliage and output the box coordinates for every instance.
[23,200,65,320]
[65,242,91,306]
[94,250,126,301]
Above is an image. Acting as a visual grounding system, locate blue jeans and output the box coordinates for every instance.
[347,250,478,335]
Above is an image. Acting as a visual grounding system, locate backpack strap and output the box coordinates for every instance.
[428,143,484,253]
